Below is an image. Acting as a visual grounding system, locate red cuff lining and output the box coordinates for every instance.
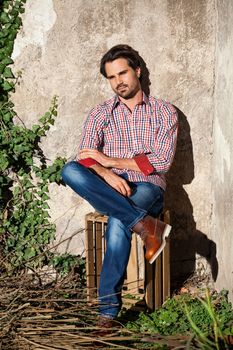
[134,154,154,175]
[78,158,99,167]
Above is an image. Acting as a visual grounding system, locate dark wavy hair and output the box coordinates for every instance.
[100,44,141,78]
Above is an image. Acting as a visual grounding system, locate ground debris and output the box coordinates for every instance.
[0,273,218,350]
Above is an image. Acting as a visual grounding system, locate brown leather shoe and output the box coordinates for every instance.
[93,315,121,336]
[133,216,171,264]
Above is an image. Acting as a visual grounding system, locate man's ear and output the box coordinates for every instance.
[136,67,141,78]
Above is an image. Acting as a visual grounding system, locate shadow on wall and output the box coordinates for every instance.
[165,108,218,292]
[135,51,218,292]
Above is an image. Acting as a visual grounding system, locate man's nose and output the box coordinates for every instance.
[116,75,123,86]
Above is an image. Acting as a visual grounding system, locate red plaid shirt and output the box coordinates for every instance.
[78,93,178,190]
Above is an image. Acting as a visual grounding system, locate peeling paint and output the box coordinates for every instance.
[12,0,56,59]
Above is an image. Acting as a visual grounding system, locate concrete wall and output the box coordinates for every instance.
[11,0,232,298]
[212,0,233,301]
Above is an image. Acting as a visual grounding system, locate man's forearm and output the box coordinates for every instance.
[79,148,140,172]
[108,155,155,176]
[78,149,155,175]
[90,163,109,178]
[108,157,140,172]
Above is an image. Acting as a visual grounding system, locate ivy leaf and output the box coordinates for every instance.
[42,194,50,201]
[32,124,40,133]
[0,12,10,24]
[0,64,5,74]
[24,247,36,259]
[2,80,14,91]
[3,112,12,123]
[3,67,14,78]
[0,153,9,170]
[1,57,14,65]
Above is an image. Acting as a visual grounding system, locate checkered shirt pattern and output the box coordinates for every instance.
[78,94,178,190]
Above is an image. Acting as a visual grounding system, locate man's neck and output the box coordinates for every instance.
[119,90,143,111]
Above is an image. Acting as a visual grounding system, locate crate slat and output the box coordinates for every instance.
[126,233,139,294]
[145,259,154,310]
[85,220,95,300]
[95,222,103,291]
[162,241,170,300]
[155,255,162,309]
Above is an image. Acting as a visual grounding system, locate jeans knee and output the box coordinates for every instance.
[61,161,91,189]
[61,161,73,184]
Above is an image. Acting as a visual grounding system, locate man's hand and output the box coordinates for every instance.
[79,149,113,168]
[91,164,131,197]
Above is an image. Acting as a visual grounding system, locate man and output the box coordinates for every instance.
[62,45,178,328]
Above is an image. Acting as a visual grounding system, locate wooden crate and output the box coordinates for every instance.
[85,211,170,310]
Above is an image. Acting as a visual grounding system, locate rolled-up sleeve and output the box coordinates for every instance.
[134,153,155,175]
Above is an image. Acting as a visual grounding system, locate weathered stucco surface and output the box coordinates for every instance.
[11,0,232,298]
[212,0,233,301]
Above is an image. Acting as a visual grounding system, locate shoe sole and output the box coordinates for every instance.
[149,224,171,264]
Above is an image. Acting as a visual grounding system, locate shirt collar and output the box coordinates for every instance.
[111,91,149,111]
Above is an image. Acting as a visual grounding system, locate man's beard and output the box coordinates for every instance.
[115,84,139,100]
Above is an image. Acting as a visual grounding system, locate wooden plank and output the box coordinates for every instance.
[162,239,170,301]
[155,255,162,309]
[138,237,145,291]
[101,221,106,256]
[163,209,170,301]
[126,233,139,294]
[95,221,103,291]
[145,258,154,311]
[163,210,170,225]
[86,212,108,223]
[85,219,95,300]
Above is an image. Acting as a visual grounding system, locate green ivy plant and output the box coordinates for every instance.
[49,253,86,283]
[0,0,66,272]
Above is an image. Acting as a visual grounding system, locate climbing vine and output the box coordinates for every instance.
[0,0,66,271]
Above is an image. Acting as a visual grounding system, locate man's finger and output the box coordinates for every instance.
[80,150,93,155]
[124,184,131,197]
[120,179,131,196]
[80,149,97,154]
[126,185,131,197]
[119,184,127,196]
[119,181,131,197]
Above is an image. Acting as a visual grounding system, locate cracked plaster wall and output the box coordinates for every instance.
[10,0,232,298]
[212,0,233,301]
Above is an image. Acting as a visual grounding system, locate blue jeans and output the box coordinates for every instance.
[61,161,164,317]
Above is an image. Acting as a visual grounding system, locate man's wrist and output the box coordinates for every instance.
[109,157,118,168]
[90,164,109,178]
[111,157,139,172]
